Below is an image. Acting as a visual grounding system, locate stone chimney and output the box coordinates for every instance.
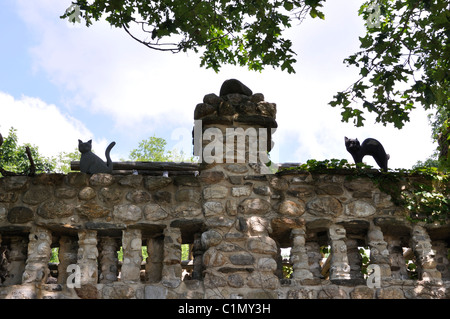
[193,79,278,174]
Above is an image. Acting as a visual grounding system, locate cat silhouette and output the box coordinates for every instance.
[345,137,389,171]
[78,139,116,174]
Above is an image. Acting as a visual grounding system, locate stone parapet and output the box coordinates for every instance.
[0,168,448,299]
[0,81,448,299]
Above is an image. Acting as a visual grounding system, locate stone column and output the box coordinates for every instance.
[146,236,164,283]
[57,236,78,285]
[4,236,27,285]
[386,237,409,280]
[410,225,442,282]
[98,237,119,284]
[191,232,205,280]
[328,225,351,283]
[305,241,322,279]
[22,226,52,284]
[346,239,365,283]
[161,227,182,288]
[77,230,98,285]
[194,80,279,298]
[121,229,142,283]
[433,240,450,281]
[367,223,391,280]
[290,227,314,281]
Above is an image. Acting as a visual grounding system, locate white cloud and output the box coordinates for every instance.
[0,91,99,158]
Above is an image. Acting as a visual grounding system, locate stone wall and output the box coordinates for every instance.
[0,83,448,299]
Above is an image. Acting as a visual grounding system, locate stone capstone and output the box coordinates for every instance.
[219,79,253,97]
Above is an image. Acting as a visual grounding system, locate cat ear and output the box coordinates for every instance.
[344,136,348,141]
[88,140,92,144]
[78,139,82,144]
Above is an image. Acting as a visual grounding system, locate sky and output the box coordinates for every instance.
[0,0,437,170]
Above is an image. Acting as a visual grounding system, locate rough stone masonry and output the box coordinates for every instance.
[0,80,448,299]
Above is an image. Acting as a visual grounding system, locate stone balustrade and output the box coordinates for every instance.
[0,82,448,299]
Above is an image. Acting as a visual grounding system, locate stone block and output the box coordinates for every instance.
[238,198,271,215]
[113,204,142,222]
[144,285,167,299]
[203,185,228,199]
[7,206,34,223]
[306,197,343,217]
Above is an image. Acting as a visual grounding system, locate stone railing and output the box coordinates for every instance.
[0,80,448,299]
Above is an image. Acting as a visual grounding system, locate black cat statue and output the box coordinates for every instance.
[345,137,390,171]
[78,139,116,174]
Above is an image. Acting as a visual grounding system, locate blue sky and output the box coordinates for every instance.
[0,0,436,170]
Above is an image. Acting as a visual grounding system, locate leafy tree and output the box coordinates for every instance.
[329,0,449,167]
[0,127,55,176]
[128,135,194,162]
[52,149,81,174]
[61,0,327,73]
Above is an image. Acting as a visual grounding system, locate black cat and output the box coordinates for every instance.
[345,137,390,171]
[78,139,116,174]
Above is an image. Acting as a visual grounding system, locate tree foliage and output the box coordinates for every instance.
[61,0,327,73]
[329,0,449,167]
[0,127,55,176]
[128,135,194,162]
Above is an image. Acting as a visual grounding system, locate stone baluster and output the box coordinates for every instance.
[328,225,351,283]
[121,229,142,283]
[191,232,205,280]
[98,237,119,283]
[346,239,365,284]
[410,225,442,282]
[146,236,164,283]
[161,227,182,288]
[22,226,52,284]
[367,223,391,280]
[305,241,322,279]
[385,237,409,280]
[4,236,27,285]
[290,227,314,281]
[57,236,78,285]
[433,241,450,281]
[77,230,98,285]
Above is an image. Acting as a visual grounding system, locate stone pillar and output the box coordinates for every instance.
[22,226,52,284]
[386,237,409,280]
[98,237,119,284]
[410,225,442,282]
[290,227,314,281]
[305,241,322,279]
[4,236,27,285]
[433,240,450,281]
[245,217,279,292]
[191,233,205,280]
[194,80,279,298]
[346,239,365,283]
[121,229,142,283]
[57,236,78,285]
[367,223,391,280]
[77,230,98,285]
[146,236,164,283]
[328,225,351,283]
[162,227,182,288]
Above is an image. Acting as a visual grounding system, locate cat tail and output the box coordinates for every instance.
[105,141,116,170]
